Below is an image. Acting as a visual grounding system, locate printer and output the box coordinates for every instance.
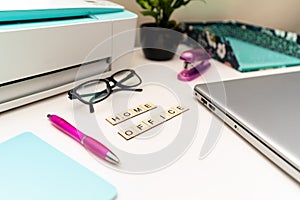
[0,0,137,112]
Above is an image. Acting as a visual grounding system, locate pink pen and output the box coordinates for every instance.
[47,114,119,164]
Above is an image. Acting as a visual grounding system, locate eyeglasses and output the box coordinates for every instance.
[68,69,143,113]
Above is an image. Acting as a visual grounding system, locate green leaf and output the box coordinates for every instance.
[136,0,205,28]
[149,0,160,7]
[136,0,152,10]
[141,10,159,18]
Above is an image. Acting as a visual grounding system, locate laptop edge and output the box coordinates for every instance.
[194,84,300,183]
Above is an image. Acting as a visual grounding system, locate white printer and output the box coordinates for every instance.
[0,0,137,112]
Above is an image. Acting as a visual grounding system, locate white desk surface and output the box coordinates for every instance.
[1,50,300,199]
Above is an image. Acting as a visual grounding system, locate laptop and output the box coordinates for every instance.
[194,71,300,183]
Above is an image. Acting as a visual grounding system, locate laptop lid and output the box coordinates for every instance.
[194,71,300,182]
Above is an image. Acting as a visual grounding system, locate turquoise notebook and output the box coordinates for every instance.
[0,133,116,200]
[227,37,300,72]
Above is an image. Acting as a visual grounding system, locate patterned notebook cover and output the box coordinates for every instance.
[182,21,300,72]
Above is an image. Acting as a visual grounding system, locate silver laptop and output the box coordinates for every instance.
[194,71,300,183]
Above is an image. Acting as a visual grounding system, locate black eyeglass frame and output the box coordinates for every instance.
[68,69,143,113]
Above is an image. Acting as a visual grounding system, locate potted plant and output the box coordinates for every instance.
[136,0,204,60]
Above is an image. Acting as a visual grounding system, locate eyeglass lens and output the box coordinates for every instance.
[76,80,109,103]
[112,70,141,87]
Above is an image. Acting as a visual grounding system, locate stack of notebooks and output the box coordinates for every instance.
[182,21,300,72]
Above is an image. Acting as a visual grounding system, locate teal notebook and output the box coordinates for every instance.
[0,133,117,200]
[227,37,300,72]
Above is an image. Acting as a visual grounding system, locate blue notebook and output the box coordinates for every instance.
[0,132,117,200]
[227,37,300,72]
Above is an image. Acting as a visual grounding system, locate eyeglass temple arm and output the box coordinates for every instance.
[112,88,143,93]
[92,88,142,99]
[90,88,142,102]
[68,91,77,100]
[70,87,142,100]
[89,104,95,113]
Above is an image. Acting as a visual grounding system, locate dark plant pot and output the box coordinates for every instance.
[140,23,182,61]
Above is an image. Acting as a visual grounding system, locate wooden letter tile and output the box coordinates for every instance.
[142,116,165,127]
[129,105,146,114]
[106,102,157,125]
[173,105,189,114]
[164,107,181,119]
[117,105,189,140]
[106,114,125,125]
[118,126,140,140]
[135,122,151,132]
[139,102,156,111]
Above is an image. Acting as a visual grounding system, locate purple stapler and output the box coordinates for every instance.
[178,49,211,81]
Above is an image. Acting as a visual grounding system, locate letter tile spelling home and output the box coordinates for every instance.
[106,102,157,125]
